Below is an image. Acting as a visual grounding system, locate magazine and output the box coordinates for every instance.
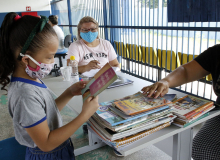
[95,104,170,126]
[88,114,176,141]
[113,93,177,115]
[93,108,172,131]
[81,63,118,102]
[169,95,214,120]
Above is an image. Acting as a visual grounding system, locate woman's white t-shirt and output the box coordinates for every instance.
[53,25,65,49]
[66,39,117,68]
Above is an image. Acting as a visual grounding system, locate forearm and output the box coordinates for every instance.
[162,60,209,88]
[111,63,120,68]
[78,65,88,74]
[55,88,73,111]
[162,66,188,88]
[46,113,88,151]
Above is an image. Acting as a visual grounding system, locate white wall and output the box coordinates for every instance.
[0,0,50,13]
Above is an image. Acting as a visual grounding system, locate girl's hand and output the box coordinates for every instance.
[86,60,101,71]
[80,96,99,118]
[141,80,169,98]
[69,81,87,96]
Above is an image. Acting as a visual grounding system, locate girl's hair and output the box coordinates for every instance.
[0,12,57,90]
[77,16,99,40]
[49,15,58,25]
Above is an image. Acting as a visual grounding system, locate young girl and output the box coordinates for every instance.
[0,12,99,160]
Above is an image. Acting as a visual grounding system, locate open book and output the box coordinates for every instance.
[81,63,118,102]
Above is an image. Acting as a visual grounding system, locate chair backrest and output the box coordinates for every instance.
[126,44,142,61]
[140,46,157,66]
[157,49,180,71]
[64,35,72,48]
[114,41,129,58]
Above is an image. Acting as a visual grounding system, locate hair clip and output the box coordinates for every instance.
[14,15,21,21]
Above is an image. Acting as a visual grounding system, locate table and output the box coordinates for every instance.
[43,72,220,160]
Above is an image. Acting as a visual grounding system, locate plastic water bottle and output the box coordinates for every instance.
[69,56,79,84]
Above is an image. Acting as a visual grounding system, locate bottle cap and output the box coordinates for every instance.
[70,56,75,61]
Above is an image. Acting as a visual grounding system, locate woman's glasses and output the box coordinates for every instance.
[81,28,98,33]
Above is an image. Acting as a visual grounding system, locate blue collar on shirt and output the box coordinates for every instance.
[11,77,47,88]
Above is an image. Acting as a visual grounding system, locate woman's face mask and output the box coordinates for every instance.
[80,31,98,43]
[20,53,54,79]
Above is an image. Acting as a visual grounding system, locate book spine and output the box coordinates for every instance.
[113,122,171,148]
[187,104,214,121]
[184,102,213,119]
[183,112,210,128]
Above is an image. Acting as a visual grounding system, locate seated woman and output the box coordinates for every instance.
[66,16,120,74]
[48,15,65,50]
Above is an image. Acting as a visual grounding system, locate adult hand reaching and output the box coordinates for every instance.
[141,79,169,98]
[86,60,101,71]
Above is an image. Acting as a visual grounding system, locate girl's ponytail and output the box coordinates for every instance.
[0,12,18,90]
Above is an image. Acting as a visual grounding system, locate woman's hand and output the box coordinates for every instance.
[141,80,169,98]
[80,96,99,118]
[86,60,101,71]
[69,81,88,96]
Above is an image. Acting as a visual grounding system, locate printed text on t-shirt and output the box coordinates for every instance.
[83,53,107,60]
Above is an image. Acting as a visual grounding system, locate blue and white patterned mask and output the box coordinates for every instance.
[80,31,98,43]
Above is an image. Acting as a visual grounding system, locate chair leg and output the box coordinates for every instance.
[59,56,63,68]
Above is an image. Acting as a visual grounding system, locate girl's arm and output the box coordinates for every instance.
[55,81,87,111]
[25,96,99,152]
[142,60,210,98]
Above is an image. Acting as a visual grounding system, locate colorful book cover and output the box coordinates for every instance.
[95,103,170,126]
[169,95,214,119]
[88,114,175,141]
[81,63,118,102]
[113,94,176,115]
[94,108,172,132]
[87,121,171,149]
[173,112,210,128]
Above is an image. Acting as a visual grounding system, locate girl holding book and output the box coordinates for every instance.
[141,45,220,160]
[0,12,99,160]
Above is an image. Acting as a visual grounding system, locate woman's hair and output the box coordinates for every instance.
[77,16,99,40]
[49,15,58,25]
[0,12,57,90]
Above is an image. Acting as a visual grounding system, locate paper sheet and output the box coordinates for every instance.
[81,67,120,78]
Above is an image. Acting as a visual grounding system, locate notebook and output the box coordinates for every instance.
[107,75,134,89]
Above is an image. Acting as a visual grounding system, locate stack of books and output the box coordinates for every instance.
[170,95,215,128]
[87,92,177,149]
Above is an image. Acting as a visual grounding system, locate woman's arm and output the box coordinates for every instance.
[109,58,120,68]
[142,60,210,98]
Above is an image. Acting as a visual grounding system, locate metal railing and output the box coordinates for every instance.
[51,0,219,102]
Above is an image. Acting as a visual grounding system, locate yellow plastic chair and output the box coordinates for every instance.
[157,49,180,71]
[178,52,212,81]
[114,41,129,58]
[178,52,198,65]
[140,46,158,66]
[126,44,142,61]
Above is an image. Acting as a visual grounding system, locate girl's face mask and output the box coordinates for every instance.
[20,53,54,79]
